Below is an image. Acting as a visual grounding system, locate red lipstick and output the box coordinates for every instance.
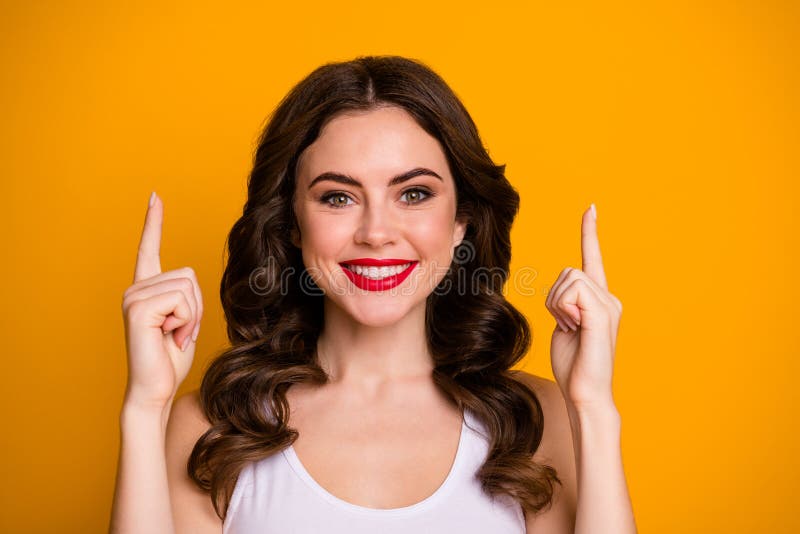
[339,259,419,291]
[341,258,413,266]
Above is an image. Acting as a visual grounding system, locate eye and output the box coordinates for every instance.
[319,192,353,209]
[400,187,434,205]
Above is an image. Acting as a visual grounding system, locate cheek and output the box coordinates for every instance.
[300,216,352,262]
[408,213,457,252]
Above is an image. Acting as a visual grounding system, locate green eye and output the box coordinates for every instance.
[319,187,434,209]
[320,192,353,208]
[400,188,433,204]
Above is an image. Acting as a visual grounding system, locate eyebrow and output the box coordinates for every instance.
[307,167,443,190]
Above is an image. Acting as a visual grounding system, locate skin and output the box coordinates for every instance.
[290,104,466,390]
[528,205,637,533]
[109,105,636,533]
[280,105,471,509]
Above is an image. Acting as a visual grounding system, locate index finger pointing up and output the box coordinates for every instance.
[134,191,163,283]
[581,203,608,290]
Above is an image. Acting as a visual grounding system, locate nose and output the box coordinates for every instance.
[353,202,400,248]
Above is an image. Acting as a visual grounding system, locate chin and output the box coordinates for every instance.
[343,301,415,328]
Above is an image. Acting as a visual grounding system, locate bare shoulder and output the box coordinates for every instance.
[510,370,572,463]
[510,370,578,533]
[511,370,565,420]
[169,389,211,437]
[165,389,222,534]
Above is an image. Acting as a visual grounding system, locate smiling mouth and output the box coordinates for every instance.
[341,262,414,280]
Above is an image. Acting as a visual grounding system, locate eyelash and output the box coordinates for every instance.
[319,187,435,209]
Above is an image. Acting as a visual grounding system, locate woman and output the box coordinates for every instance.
[111,55,636,533]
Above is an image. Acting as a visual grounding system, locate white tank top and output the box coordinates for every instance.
[222,407,526,533]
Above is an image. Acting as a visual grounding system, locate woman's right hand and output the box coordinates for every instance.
[120,192,204,410]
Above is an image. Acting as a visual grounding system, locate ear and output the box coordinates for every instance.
[452,217,468,248]
[290,225,302,248]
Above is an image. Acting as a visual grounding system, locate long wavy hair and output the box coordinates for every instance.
[188,55,561,520]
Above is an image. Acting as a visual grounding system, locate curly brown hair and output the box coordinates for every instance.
[187,54,561,520]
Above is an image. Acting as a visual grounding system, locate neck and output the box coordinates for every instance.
[315,297,434,395]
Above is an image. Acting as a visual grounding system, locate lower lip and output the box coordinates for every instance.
[340,262,418,291]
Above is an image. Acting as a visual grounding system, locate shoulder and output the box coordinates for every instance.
[510,370,578,532]
[509,370,571,462]
[168,389,210,436]
[165,389,221,533]
[167,390,213,462]
[510,369,565,418]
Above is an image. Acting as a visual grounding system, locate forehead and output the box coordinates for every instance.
[296,106,451,185]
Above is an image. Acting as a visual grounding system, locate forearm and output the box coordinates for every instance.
[109,400,176,534]
[568,401,637,534]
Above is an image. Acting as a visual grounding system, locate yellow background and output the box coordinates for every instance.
[1,1,797,532]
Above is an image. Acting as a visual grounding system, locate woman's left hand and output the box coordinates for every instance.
[545,205,623,409]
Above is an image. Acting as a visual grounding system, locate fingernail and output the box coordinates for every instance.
[590,203,597,220]
[192,322,200,342]
[181,336,191,352]
[149,191,156,207]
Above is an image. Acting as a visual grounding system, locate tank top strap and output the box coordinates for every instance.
[462,406,490,441]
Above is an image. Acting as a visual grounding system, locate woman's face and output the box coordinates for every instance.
[292,105,467,327]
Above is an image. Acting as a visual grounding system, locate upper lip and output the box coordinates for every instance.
[340,258,416,267]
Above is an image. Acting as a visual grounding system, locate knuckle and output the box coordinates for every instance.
[126,300,145,320]
[122,284,136,300]
[181,266,196,279]
[180,277,194,292]
[565,269,582,285]
[546,288,556,303]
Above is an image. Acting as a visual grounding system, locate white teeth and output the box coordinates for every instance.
[345,262,412,280]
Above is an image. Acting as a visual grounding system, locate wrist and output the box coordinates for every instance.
[567,397,620,423]
[123,384,174,413]
[565,390,618,415]
[121,390,174,428]
[120,402,172,437]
